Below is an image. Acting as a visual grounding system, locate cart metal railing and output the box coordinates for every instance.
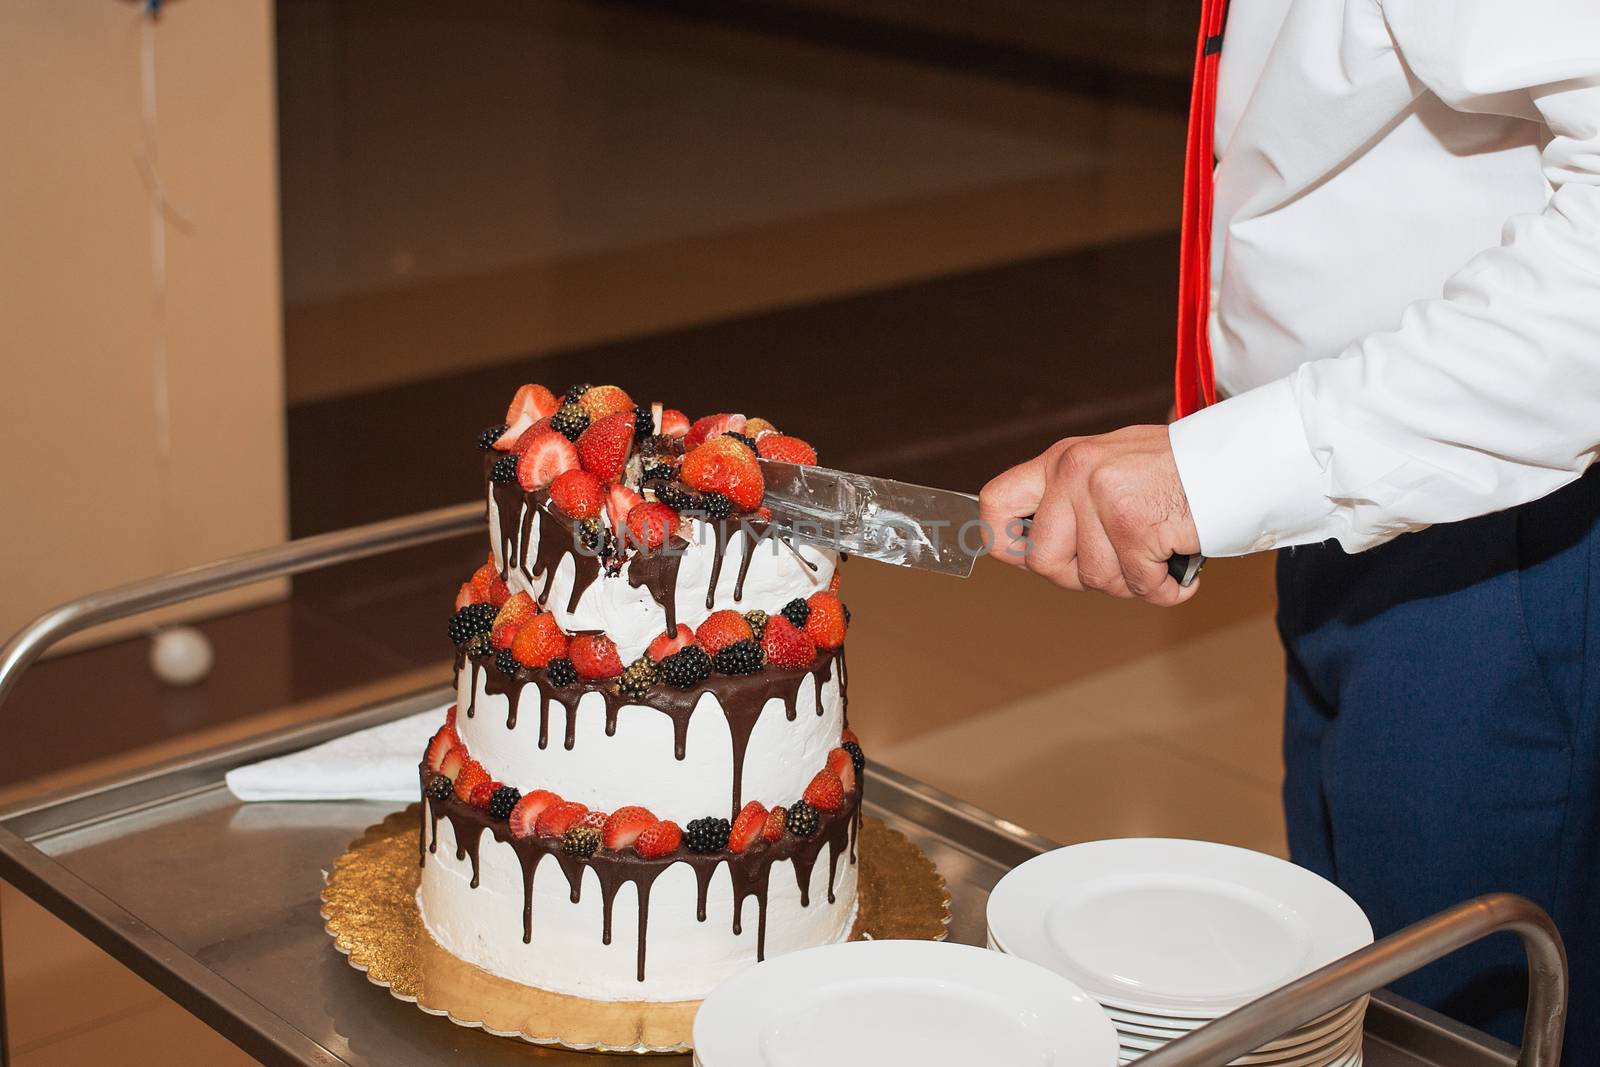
[0,501,1571,1067]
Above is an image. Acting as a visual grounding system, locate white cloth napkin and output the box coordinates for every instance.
[224,706,445,802]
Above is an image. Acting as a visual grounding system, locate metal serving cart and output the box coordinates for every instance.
[0,504,1567,1066]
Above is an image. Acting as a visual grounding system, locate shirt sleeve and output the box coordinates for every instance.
[1169,0,1600,557]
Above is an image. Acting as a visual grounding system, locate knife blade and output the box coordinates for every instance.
[757,459,1204,585]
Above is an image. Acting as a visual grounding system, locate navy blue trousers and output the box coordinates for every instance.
[1279,469,1600,1060]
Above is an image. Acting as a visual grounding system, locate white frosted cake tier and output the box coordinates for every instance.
[454,650,845,824]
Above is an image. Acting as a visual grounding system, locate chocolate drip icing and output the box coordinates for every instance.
[491,480,523,580]
[422,764,858,982]
[626,539,686,632]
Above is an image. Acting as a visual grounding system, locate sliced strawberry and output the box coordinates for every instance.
[606,483,643,532]
[509,789,560,839]
[602,806,658,850]
[763,805,788,842]
[454,581,476,609]
[579,809,610,830]
[487,571,511,607]
[548,468,606,519]
[841,727,859,746]
[535,799,590,838]
[803,768,845,812]
[425,725,460,772]
[760,615,816,668]
[756,434,818,466]
[453,758,490,802]
[647,624,696,662]
[470,561,497,602]
[625,501,678,551]
[576,412,636,481]
[660,409,691,438]
[439,747,467,781]
[729,801,768,854]
[577,384,635,421]
[696,609,753,654]
[468,779,500,810]
[829,570,842,592]
[804,591,848,649]
[569,634,623,680]
[682,435,765,511]
[445,703,459,728]
[494,414,535,450]
[510,417,554,455]
[685,413,746,449]
[517,430,581,491]
[490,592,539,649]
[634,820,683,859]
[511,614,569,668]
[826,748,858,793]
[507,383,560,424]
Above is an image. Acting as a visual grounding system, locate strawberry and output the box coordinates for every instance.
[454,581,476,609]
[756,434,817,466]
[763,805,788,842]
[440,747,467,781]
[487,571,511,607]
[569,634,623,680]
[579,809,610,830]
[760,615,816,668]
[536,799,590,838]
[745,417,779,438]
[425,725,460,772]
[453,758,490,802]
[491,592,539,648]
[841,728,859,746]
[685,413,746,449]
[445,703,459,729]
[470,561,497,602]
[804,591,848,649]
[517,430,580,490]
[606,483,643,533]
[829,570,842,592]
[682,436,765,511]
[511,614,569,668]
[729,801,768,854]
[494,418,533,450]
[826,747,857,793]
[696,610,753,654]
[510,417,554,454]
[803,768,845,812]
[660,409,691,438]
[508,383,561,424]
[468,779,500,810]
[548,468,605,519]
[602,806,658,850]
[625,502,678,551]
[577,384,635,420]
[647,624,696,661]
[634,820,683,859]
[576,412,635,481]
[509,789,560,839]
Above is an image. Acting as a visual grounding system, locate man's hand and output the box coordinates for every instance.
[978,425,1202,606]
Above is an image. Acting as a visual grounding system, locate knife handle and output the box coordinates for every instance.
[1016,515,1205,588]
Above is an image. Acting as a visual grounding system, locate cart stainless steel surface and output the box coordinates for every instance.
[0,505,1563,1065]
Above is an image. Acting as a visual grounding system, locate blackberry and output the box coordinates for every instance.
[786,801,820,837]
[660,646,712,688]
[477,423,508,451]
[714,639,764,676]
[619,656,658,698]
[577,518,614,558]
[685,816,731,853]
[655,483,700,512]
[424,773,454,801]
[547,657,578,687]
[779,597,810,628]
[743,610,769,640]
[700,492,733,520]
[448,603,498,646]
[562,825,601,857]
[641,462,676,483]
[490,453,519,484]
[633,405,656,438]
[723,431,758,453]
[564,382,593,403]
[841,740,865,775]
[550,403,591,441]
[494,647,520,677]
[488,785,522,820]
[462,632,493,659]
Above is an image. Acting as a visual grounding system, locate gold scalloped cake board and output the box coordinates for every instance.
[322,806,951,1055]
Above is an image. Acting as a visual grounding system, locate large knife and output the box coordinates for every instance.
[758,459,1204,585]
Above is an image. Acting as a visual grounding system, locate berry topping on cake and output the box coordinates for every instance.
[685,413,747,449]
[685,816,732,853]
[577,518,615,558]
[489,453,520,484]
[517,430,581,491]
[840,740,865,776]
[841,727,859,745]
[570,634,623,680]
[745,417,778,438]
[624,502,678,551]
[742,609,769,640]
[548,468,606,519]
[755,434,818,466]
[478,423,510,451]
[653,482,700,512]
[425,725,459,772]
[448,602,498,646]
[659,645,712,688]
[510,418,554,454]
[605,483,644,533]
[453,759,489,802]
[713,639,764,676]
[487,785,522,820]
[491,591,539,648]
[640,461,677,483]
[786,801,820,837]
[536,800,591,838]
[763,805,788,842]
[511,614,569,668]
[461,632,493,658]
[468,779,500,810]
[722,431,759,453]
[454,582,476,610]
[576,411,636,481]
[619,656,658,697]
[494,647,518,676]
[682,435,765,512]
[602,806,658,850]
[760,615,816,668]
[803,591,848,649]
[564,382,593,403]
[439,747,466,781]
[508,383,561,424]
[647,624,695,661]
[632,404,656,438]
[509,790,560,839]
[803,769,845,812]
[425,773,454,801]
[549,403,591,442]
[660,408,691,438]
[699,491,733,520]
[576,384,634,420]
[826,748,858,793]
[779,597,811,628]
[468,560,508,606]
[634,819,683,859]
[729,801,769,854]
[546,656,579,687]
[695,610,753,654]
[562,825,602,857]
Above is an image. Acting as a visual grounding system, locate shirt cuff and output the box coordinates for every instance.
[1168,377,1335,556]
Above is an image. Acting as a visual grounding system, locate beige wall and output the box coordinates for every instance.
[0,1,286,644]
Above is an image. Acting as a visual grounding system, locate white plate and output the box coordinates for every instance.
[988,839,1372,1017]
[1118,1020,1363,1067]
[1108,997,1366,1048]
[694,939,1120,1067]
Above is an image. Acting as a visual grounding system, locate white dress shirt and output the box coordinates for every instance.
[1167,0,1600,556]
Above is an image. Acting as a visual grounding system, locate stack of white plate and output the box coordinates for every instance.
[986,839,1373,1066]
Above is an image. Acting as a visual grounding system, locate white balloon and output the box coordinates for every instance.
[150,627,214,686]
